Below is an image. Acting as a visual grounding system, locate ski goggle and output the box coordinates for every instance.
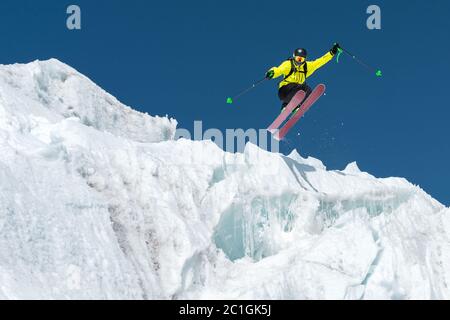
[294,56,306,63]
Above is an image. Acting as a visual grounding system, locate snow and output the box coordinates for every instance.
[0,59,449,300]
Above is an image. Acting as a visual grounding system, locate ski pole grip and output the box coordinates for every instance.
[336,48,343,63]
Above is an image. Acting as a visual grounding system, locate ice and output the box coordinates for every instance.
[0,59,449,299]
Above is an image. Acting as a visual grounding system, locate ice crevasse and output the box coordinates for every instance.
[0,59,449,299]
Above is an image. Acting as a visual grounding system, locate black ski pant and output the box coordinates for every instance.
[278,83,312,111]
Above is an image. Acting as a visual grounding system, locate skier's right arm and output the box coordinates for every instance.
[266,61,292,79]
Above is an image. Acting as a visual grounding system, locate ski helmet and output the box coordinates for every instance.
[293,48,308,58]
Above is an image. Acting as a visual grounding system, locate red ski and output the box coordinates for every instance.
[267,90,306,134]
[274,84,326,141]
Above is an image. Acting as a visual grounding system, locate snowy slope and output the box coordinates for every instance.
[0,59,449,300]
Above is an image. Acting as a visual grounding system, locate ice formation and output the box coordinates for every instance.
[0,59,449,299]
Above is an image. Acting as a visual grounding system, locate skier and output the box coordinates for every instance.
[265,43,341,111]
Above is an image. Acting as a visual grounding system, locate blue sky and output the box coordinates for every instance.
[0,0,449,205]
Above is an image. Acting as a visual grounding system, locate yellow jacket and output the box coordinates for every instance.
[270,52,334,88]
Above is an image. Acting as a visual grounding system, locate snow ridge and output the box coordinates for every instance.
[0,59,449,299]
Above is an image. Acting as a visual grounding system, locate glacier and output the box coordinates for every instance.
[0,59,449,300]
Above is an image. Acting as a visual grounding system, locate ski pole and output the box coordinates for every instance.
[226,77,267,104]
[336,45,382,77]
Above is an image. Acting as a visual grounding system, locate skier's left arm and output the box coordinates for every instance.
[306,43,340,78]
[306,52,334,78]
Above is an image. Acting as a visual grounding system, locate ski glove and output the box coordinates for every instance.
[330,43,341,55]
[265,70,275,79]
